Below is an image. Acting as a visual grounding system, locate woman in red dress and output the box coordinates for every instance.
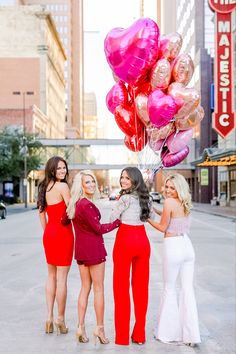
[38,156,74,335]
[66,170,120,344]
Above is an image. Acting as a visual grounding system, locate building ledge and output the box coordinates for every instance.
[191,148,236,166]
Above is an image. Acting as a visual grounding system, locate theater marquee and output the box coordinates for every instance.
[208,0,236,138]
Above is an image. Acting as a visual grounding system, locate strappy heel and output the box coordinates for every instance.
[45,320,54,334]
[93,325,109,345]
[76,324,89,343]
[54,319,68,335]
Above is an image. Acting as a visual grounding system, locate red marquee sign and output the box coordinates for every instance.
[208,0,236,138]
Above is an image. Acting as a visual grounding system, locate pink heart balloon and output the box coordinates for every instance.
[104,18,160,85]
[106,81,129,113]
[166,128,193,153]
[148,89,178,128]
[162,146,189,167]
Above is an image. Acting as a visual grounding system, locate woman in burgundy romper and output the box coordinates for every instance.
[66,170,120,344]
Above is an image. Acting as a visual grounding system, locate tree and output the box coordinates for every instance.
[0,127,42,182]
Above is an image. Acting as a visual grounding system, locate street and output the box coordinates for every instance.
[0,200,235,354]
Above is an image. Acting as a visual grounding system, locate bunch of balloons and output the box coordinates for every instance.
[104,18,204,168]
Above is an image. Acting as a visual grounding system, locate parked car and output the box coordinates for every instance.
[0,201,7,219]
[149,192,161,204]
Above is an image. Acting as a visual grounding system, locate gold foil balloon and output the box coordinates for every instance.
[159,32,183,61]
[150,58,171,90]
[175,105,205,130]
[172,54,194,86]
[134,93,150,126]
[168,82,200,120]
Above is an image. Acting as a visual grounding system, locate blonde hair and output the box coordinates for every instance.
[164,173,192,215]
[67,170,100,219]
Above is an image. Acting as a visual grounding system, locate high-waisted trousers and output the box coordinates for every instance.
[113,223,150,345]
[154,233,201,344]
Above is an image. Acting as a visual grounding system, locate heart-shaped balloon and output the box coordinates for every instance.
[162,146,189,167]
[134,93,150,126]
[175,105,204,130]
[168,82,200,120]
[172,54,194,86]
[148,89,178,128]
[147,122,175,142]
[149,138,165,152]
[150,58,171,90]
[159,32,182,61]
[114,104,144,137]
[106,81,129,113]
[166,128,193,153]
[124,128,147,152]
[104,18,160,85]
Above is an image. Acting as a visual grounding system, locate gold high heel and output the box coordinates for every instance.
[54,319,68,335]
[76,324,89,343]
[93,325,109,345]
[45,320,54,334]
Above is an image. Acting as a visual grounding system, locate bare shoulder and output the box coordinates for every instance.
[56,182,69,191]
[163,198,178,210]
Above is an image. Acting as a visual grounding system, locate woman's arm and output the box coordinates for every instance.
[80,202,120,235]
[39,211,47,230]
[148,200,171,233]
[110,195,130,222]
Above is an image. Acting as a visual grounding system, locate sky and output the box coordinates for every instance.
[83,0,158,138]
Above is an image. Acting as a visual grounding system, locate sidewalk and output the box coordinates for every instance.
[6,202,37,215]
[192,202,236,220]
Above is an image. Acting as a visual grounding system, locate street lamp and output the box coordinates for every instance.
[13,91,34,208]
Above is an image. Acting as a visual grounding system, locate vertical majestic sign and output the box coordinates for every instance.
[208,0,236,138]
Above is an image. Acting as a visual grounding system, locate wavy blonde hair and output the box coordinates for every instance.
[67,170,100,219]
[164,173,192,215]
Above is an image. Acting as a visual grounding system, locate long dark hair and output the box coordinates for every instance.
[119,167,150,221]
[37,156,69,212]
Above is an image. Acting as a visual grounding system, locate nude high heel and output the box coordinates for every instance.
[93,325,109,345]
[76,324,89,343]
[54,319,68,335]
[45,320,54,334]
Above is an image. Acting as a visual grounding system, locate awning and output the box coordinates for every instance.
[191,148,236,166]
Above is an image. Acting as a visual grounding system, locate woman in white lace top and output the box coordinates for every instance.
[110,167,151,346]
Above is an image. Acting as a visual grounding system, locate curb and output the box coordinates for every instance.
[192,208,236,221]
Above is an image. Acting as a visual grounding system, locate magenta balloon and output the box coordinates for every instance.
[106,81,128,113]
[149,138,165,152]
[162,146,189,167]
[104,18,160,85]
[166,128,193,153]
[148,89,178,128]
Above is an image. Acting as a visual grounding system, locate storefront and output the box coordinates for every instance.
[192,148,236,206]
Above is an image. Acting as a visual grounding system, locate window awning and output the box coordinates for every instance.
[191,148,236,167]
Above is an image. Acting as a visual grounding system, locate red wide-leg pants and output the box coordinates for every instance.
[113,224,150,345]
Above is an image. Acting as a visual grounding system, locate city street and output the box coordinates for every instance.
[0,200,235,354]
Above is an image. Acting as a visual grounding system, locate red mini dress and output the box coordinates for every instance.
[43,200,74,266]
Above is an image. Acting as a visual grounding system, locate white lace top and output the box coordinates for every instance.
[110,193,154,225]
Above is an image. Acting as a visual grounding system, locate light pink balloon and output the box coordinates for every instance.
[134,93,150,126]
[149,138,165,152]
[166,128,193,153]
[175,105,205,130]
[168,82,200,120]
[148,89,178,128]
[162,146,189,167]
[106,81,128,113]
[172,54,194,86]
[104,18,160,85]
[150,58,171,90]
[159,32,182,61]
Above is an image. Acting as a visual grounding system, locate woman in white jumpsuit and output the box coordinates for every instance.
[148,173,201,347]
